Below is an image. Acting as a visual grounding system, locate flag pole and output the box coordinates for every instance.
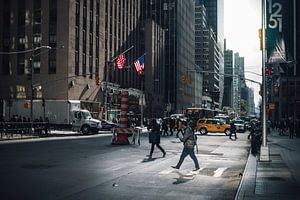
[105,45,134,120]
[111,46,134,62]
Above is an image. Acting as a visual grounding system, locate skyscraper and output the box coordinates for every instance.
[143,0,196,113]
[223,40,234,108]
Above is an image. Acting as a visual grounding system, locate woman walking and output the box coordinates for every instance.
[147,118,166,159]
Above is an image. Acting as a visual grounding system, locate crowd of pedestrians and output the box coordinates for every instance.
[269,118,299,139]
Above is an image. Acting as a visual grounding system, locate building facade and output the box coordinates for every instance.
[143,0,196,113]
[144,19,165,117]
[267,0,300,121]
[223,41,234,108]
[0,0,106,118]
[233,52,244,115]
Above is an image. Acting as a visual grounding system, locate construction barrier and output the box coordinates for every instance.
[111,127,141,145]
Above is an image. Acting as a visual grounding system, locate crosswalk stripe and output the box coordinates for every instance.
[159,169,174,174]
[213,167,227,177]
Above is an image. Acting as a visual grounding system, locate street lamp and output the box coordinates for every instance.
[30,46,51,127]
[260,0,270,162]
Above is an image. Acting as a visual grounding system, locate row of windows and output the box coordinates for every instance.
[75,0,101,79]
[1,0,57,75]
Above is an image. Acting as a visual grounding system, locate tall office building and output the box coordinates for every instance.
[202,0,224,110]
[104,0,143,118]
[143,0,196,113]
[248,87,255,115]
[194,1,206,107]
[0,0,106,118]
[203,0,224,44]
[223,40,234,108]
[143,19,165,117]
[233,52,244,115]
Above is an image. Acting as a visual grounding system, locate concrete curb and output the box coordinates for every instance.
[234,149,257,200]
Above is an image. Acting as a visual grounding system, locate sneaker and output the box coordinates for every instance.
[171,166,179,169]
[163,152,166,157]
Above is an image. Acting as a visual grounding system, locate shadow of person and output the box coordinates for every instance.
[172,170,196,184]
[141,157,157,163]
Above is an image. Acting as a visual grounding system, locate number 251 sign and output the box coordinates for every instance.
[267,0,283,33]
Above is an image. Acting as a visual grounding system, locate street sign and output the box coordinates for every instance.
[139,94,146,106]
[268,103,275,110]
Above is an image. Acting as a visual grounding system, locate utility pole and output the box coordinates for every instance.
[260,0,270,162]
[30,46,51,131]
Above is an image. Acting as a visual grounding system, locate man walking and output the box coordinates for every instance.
[229,120,237,140]
[171,120,200,171]
[147,119,166,159]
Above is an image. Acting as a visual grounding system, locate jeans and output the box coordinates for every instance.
[175,146,199,169]
[150,143,165,155]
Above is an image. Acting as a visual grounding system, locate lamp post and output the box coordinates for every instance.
[30,46,51,127]
[260,0,270,162]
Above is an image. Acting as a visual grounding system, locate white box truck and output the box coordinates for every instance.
[3,99,102,134]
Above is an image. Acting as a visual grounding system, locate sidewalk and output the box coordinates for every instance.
[0,127,149,142]
[235,130,300,200]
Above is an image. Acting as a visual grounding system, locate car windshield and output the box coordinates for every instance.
[82,111,92,119]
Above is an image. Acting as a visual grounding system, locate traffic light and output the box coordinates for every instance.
[265,67,270,76]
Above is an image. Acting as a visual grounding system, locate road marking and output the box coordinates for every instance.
[159,167,204,175]
[159,169,174,175]
[213,167,227,177]
[111,167,121,171]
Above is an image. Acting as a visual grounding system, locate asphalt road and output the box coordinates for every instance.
[0,130,251,200]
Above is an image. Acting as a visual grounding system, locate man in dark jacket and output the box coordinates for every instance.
[229,120,237,140]
[171,120,200,171]
[147,119,166,159]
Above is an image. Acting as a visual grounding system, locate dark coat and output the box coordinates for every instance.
[230,122,236,132]
[148,119,161,144]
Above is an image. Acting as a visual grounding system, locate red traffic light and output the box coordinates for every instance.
[266,68,270,76]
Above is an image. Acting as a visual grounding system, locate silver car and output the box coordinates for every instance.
[234,120,245,133]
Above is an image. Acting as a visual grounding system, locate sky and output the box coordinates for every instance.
[224,0,262,106]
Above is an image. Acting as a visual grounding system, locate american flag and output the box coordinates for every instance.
[116,53,126,69]
[134,55,145,75]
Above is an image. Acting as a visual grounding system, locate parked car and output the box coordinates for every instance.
[100,120,119,131]
[196,118,231,135]
[233,119,246,132]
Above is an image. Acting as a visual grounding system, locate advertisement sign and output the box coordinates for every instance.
[266,0,286,64]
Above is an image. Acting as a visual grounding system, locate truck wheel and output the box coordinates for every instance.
[225,129,231,136]
[81,125,90,135]
[199,128,207,135]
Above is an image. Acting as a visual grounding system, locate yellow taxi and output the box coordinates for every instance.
[196,118,231,135]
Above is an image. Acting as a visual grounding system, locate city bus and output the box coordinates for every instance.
[185,108,215,121]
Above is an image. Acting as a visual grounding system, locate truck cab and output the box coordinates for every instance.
[72,110,102,134]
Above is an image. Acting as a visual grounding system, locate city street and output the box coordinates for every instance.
[0,131,250,200]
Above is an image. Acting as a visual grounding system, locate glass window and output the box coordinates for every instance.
[49,60,56,74]
[33,61,41,73]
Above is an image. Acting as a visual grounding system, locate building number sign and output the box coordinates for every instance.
[267,0,282,33]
